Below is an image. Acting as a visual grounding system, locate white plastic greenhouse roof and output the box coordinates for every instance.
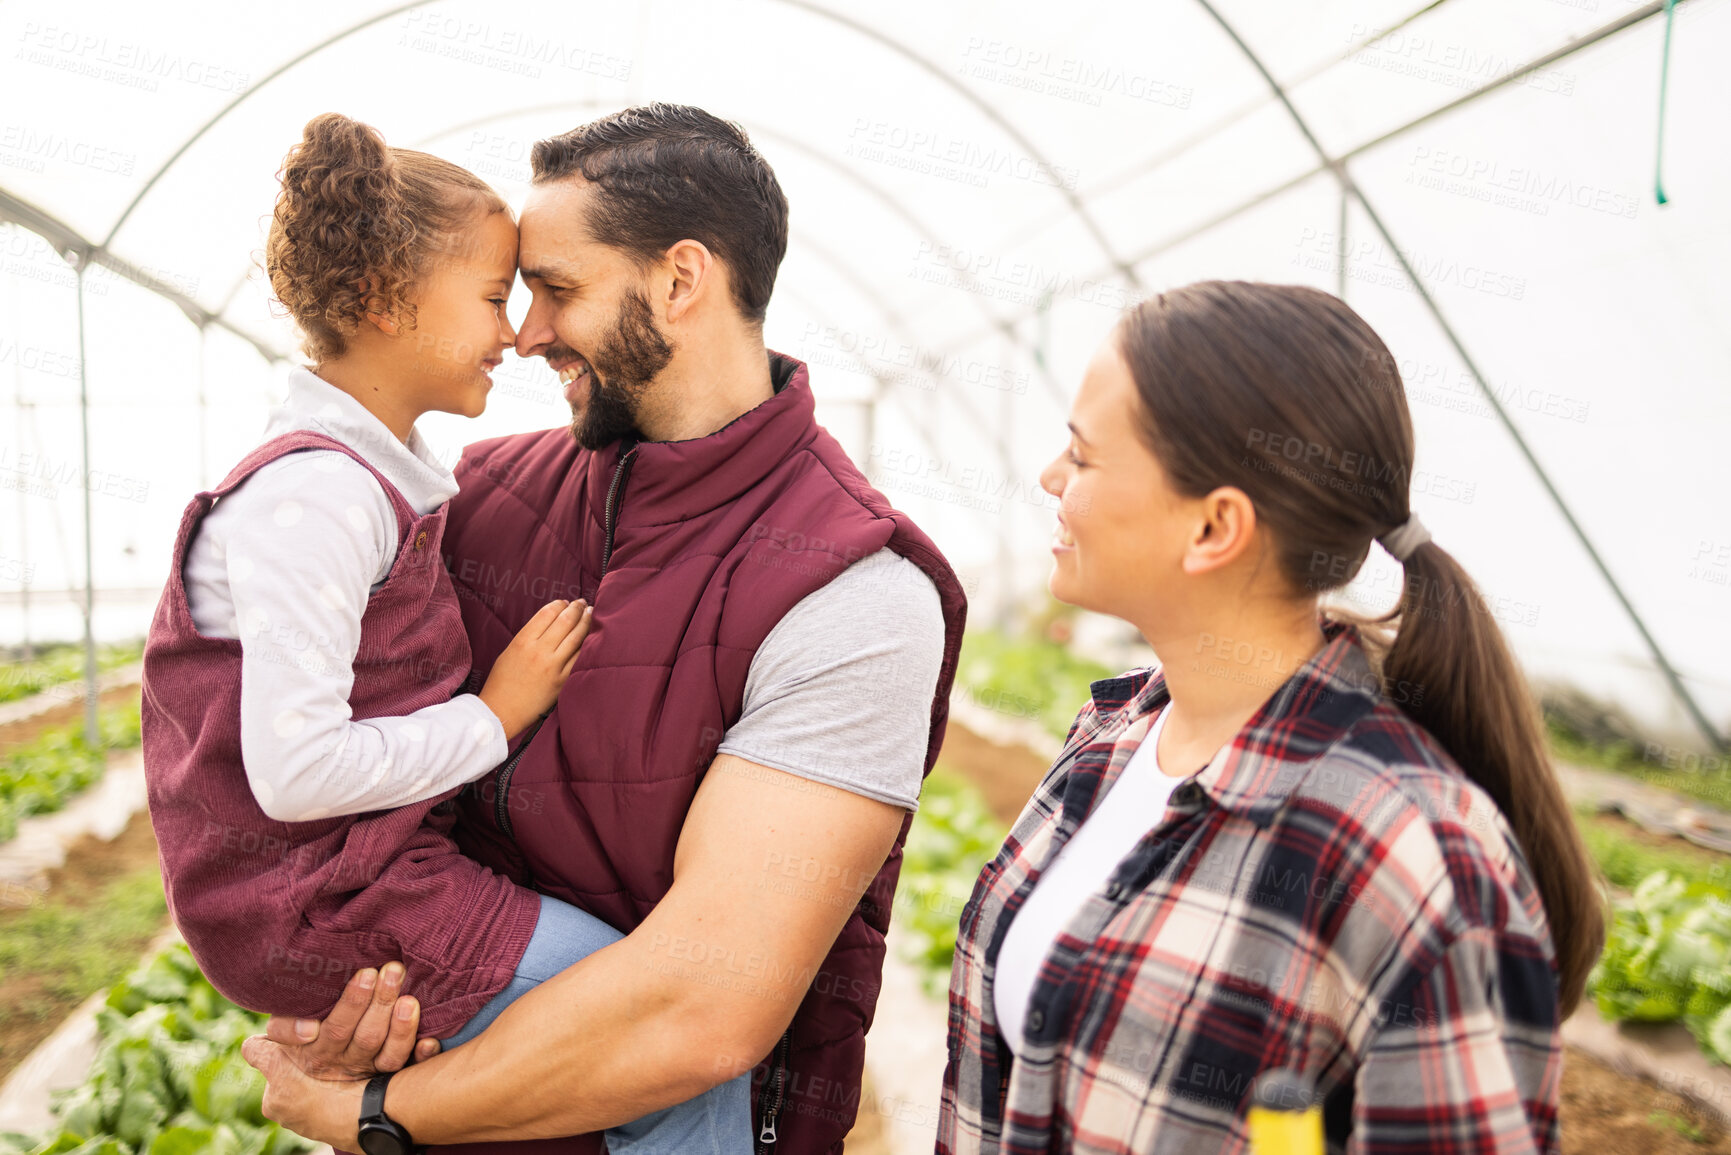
[1,0,1727,748]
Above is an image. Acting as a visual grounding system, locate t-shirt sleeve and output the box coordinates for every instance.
[221,452,507,823]
[715,547,945,811]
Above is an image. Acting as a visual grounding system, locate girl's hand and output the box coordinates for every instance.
[478,599,591,740]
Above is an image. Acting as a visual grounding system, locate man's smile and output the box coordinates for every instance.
[550,355,595,402]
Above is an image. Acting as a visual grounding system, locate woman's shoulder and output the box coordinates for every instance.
[1296,701,1544,940]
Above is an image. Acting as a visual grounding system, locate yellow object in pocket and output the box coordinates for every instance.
[1247,1069,1323,1155]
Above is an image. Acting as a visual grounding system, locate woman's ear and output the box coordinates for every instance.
[1181,486,1257,575]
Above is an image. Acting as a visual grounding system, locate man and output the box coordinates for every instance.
[241,103,966,1154]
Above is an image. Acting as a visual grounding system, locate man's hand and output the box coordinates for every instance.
[325,754,909,1145]
[258,962,441,1081]
[240,1034,368,1151]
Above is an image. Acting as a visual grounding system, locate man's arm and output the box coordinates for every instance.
[247,752,905,1147]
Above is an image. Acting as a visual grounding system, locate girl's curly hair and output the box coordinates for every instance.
[264,113,508,362]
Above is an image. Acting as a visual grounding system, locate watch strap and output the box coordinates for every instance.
[362,1071,392,1122]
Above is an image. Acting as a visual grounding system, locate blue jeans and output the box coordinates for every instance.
[440,893,754,1155]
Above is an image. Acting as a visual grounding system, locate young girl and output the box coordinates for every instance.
[141,113,753,1154]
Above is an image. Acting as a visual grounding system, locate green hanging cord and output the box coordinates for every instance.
[1655,0,1678,205]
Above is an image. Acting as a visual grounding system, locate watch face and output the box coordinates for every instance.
[358,1121,413,1155]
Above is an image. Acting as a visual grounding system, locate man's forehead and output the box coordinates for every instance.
[519,180,605,278]
[518,251,587,283]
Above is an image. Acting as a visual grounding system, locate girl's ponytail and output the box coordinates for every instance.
[264,113,505,362]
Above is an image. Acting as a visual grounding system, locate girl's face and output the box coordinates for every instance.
[396,210,519,419]
[1038,335,1197,628]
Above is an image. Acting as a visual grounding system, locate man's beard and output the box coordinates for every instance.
[567,288,674,451]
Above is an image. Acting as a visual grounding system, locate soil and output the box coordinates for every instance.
[1586,807,1731,869]
[937,718,1051,826]
[843,1072,891,1155]
[1562,1044,1731,1152]
[0,683,141,753]
[933,717,1731,1155]
[0,809,166,1084]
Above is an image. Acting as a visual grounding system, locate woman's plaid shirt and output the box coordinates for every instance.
[937,620,1562,1154]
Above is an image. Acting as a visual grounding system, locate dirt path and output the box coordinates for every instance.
[843,1073,890,1155]
[937,718,1051,825]
[0,684,141,754]
[1563,1046,1731,1151]
[0,809,168,1084]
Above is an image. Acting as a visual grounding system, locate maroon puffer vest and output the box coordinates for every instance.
[141,431,540,1039]
[439,352,966,1154]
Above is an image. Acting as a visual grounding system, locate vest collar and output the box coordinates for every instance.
[581,350,816,528]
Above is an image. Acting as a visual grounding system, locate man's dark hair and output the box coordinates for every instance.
[531,103,789,325]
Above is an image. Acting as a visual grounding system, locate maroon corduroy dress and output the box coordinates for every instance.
[141,430,540,1040]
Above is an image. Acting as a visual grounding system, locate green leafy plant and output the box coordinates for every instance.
[1588,870,1731,1067]
[0,943,315,1155]
[895,768,1007,998]
[955,629,1114,742]
[0,642,144,707]
[1647,1109,1709,1144]
[0,704,142,845]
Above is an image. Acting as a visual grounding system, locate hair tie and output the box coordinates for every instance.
[1378,512,1431,562]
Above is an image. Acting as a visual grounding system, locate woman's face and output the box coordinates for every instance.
[1038,335,1195,625]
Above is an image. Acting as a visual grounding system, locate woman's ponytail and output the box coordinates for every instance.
[1379,539,1605,1016]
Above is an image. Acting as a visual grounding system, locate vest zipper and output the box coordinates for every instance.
[599,440,638,580]
[494,439,639,841]
[756,1026,792,1153]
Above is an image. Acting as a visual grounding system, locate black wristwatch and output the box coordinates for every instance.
[357,1070,419,1155]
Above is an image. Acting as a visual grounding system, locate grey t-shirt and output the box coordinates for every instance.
[716,546,945,811]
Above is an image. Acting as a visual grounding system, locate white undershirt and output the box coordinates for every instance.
[181,367,508,823]
[993,705,1192,1057]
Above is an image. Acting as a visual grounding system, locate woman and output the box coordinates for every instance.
[936,281,1603,1154]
